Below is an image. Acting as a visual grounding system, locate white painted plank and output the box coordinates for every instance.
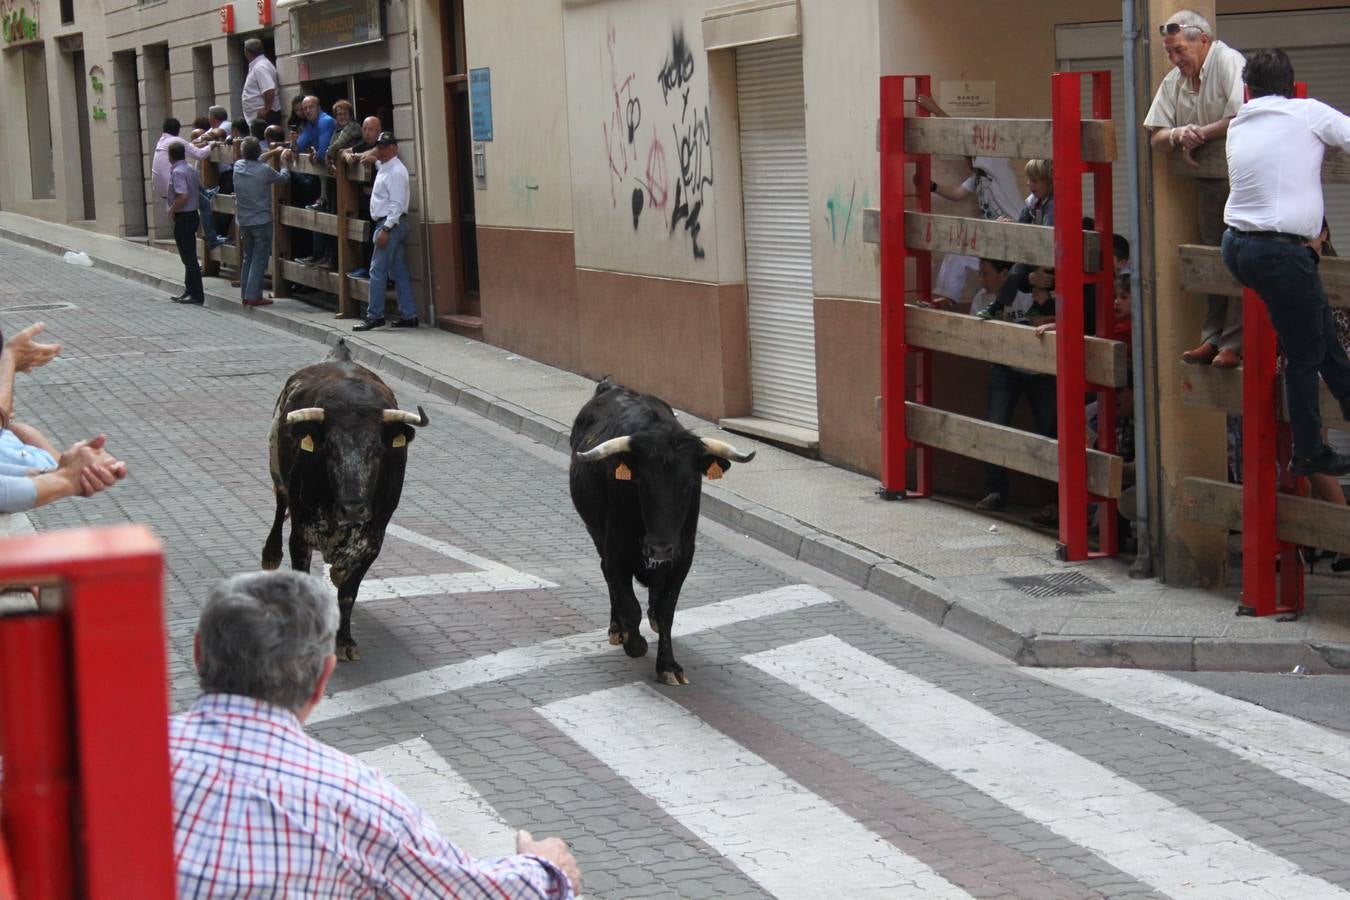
[539,683,972,900]
[1029,667,1350,807]
[310,585,834,725]
[357,737,516,860]
[353,572,556,600]
[747,636,1348,900]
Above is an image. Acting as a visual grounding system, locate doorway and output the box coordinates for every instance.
[113,49,146,237]
[71,48,96,220]
[441,0,480,319]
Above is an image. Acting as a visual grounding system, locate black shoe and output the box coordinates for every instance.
[172,295,204,305]
[352,318,386,332]
[391,317,418,329]
[1290,445,1350,477]
[169,290,189,301]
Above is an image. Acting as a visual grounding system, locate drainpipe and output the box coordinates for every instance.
[1124,0,1155,579]
[408,2,437,327]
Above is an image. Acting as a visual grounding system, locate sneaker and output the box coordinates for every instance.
[975,492,1005,510]
[346,267,369,279]
[306,199,325,211]
[352,317,386,332]
[391,316,419,329]
[243,297,273,307]
[1290,445,1350,477]
[1029,503,1059,527]
[974,307,995,320]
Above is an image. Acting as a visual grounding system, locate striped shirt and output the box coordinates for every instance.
[170,694,572,899]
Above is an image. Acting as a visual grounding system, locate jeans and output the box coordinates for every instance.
[1197,179,1242,351]
[239,223,273,301]
[173,210,204,300]
[1221,228,1350,458]
[197,187,220,245]
[366,216,416,320]
[985,364,1057,495]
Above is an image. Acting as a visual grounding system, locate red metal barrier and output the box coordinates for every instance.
[879,74,932,499]
[0,526,175,899]
[1239,83,1308,618]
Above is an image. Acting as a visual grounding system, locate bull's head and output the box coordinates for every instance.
[575,432,754,566]
[286,405,429,523]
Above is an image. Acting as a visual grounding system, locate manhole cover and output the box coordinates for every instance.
[1001,571,1112,598]
[1,302,74,313]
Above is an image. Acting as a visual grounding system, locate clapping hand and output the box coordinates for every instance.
[4,322,61,373]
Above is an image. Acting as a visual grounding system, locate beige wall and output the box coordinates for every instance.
[466,0,574,232]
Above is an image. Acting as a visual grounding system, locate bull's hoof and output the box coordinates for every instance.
[339,642,361,661]
[261,553,282,571]
[647,615,661,634]
[657,669,689,686]
[623,633,648,658]
[608,630,625,646]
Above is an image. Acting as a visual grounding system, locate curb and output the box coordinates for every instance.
[5,225,1348,675]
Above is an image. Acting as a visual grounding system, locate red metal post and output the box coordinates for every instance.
[879,75,909,498]
[1088,70,1118,558]
[911,76,934,497]
[0,526,176,899]
[0,614,75,900]
[1051,72,1089,560]
[1239,82,1307,617]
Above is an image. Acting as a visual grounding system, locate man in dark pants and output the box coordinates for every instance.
[167,142,205,305]
[1222,48,1350,476]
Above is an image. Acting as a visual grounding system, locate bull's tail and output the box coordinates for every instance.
[328,339,354,364]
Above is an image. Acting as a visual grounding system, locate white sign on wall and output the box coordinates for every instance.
[939,81,996,117]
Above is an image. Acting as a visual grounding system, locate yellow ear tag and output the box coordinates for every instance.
[614,462,632,481]
[391,434,407,448]
[299,435,315,453]
[705,461,724,480]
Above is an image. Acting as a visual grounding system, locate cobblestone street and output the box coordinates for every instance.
[9,237,1350,899]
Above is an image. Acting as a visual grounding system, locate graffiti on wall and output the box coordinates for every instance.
[601,24,711,261]
[824,183,871,246]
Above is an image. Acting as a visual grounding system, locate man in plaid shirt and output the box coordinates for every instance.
[170,570,581,898]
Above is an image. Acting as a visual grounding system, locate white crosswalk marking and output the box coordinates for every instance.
[747,636,1349,900]
[539,683,974,900]
[310,584,835,725]
[384,524,558,590]
[356,737,517,860]
[1029,667,1350,806]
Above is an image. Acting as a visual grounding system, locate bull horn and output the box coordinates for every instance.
[575,436,631,462]
[701,438,756,463]
[383,406,429,426]
[286,407,326,424]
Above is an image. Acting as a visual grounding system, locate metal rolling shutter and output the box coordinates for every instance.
[737,38,818,431]
[1282,46,1350,244]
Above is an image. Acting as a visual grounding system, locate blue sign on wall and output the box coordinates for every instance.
[470,67,493,142]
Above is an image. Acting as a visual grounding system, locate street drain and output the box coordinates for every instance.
[1,302,74,313]
[1001,571,1112,598]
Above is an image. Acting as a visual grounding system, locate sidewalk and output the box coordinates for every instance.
[5,211,1350,674]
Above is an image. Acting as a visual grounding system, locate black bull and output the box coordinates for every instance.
[263,340,428,660]
[569,380,754,685]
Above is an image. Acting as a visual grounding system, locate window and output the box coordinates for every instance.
[60,0,74,25]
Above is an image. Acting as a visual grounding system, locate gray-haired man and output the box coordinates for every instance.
[171,570,582,897]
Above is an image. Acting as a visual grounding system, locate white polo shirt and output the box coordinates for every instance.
[370,155,410,225]
[241,54,281,121]
[1224,95,1350,239]
[1143,39,1245,129]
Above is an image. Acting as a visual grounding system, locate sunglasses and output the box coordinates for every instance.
[1159,22,1204,36]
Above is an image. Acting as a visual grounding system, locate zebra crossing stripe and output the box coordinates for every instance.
[356,737,517,860]
[309,584,835,725]
[1029,667,1350,806]
[746,636,1348,900]
[538,683,974,900]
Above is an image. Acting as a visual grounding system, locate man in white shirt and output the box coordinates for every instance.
[1144,9,1247,369]
[1222,48,1350,477]
[241,38,281,125]
[353,133,419,331]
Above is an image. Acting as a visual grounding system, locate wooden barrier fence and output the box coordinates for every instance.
[195,143,380,319]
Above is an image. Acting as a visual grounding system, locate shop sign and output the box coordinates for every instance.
[257,0,271,26]
[219,3,235,33]
[2,1,40,46]
[292,0,383,57]
[469,67,492,142]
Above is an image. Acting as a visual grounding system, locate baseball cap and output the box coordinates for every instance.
[376,131,398,146]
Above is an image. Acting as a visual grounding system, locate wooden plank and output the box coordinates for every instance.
[906,306,1127,387]
[277,259,341,295]
[904,212,1102,271]
[905,402,1123,499]
[277,205,369,242]
[1178,243,1350,309]
[1180,363,1343,424]
[203,241,239,269]
[1179,139,1350,185]
[210,193,237,214]
[1182,476,1350,554]
[904,117,1116,163]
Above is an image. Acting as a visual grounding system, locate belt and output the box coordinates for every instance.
[1229,228,1308,245]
